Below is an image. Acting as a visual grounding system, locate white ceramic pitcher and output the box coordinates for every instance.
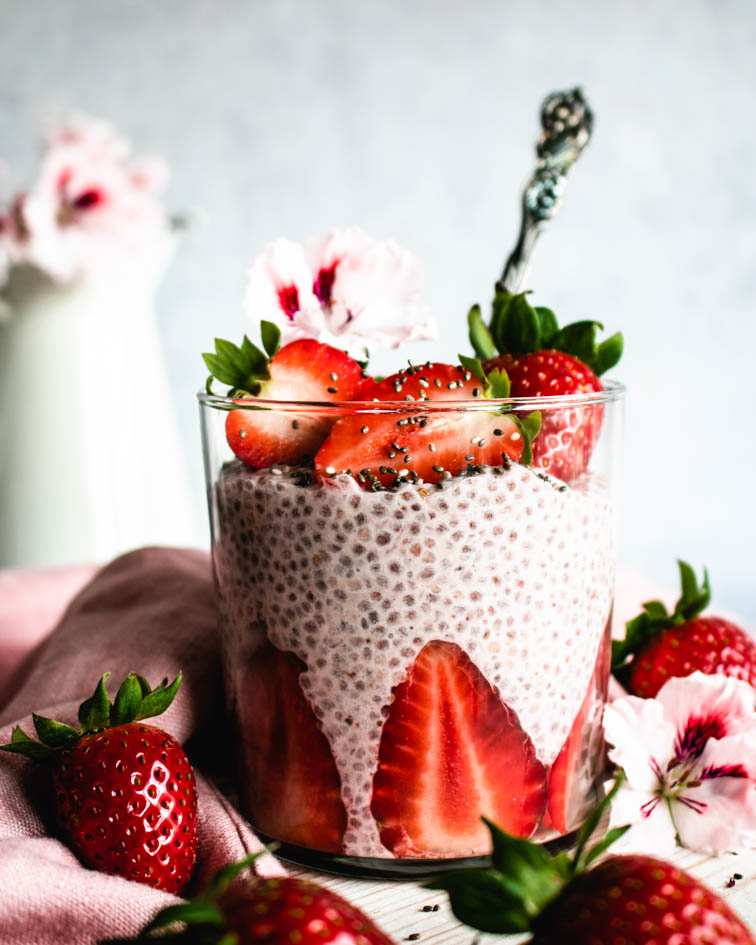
[0,235,199,567]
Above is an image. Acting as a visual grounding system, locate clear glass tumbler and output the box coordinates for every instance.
[199,383,624,876]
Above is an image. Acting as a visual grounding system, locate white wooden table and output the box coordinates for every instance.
[292,847,756,942]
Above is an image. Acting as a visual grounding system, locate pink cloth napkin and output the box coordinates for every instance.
[0,547,283,945]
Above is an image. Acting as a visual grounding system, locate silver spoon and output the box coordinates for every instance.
[498,87,594,294]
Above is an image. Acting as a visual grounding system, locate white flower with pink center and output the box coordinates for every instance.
[604,671,756,855]
[244,227,437,358]
[1,114,170,283]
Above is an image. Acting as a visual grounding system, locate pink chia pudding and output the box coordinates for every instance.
[212,459,614,859]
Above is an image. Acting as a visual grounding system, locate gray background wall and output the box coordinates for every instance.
[1,0,754,620]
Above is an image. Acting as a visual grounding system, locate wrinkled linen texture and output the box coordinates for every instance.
[0,547,282,945]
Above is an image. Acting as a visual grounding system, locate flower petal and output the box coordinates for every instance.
[244,238,319,336]
[668,731,756,853]
[607,780,677,856]
[306,228,437,356]
[603,695,676,793]
[655,672,756,762]
[8,114,169,282]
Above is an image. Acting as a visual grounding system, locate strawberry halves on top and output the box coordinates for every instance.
[0,672,198,894]
[315,359,541,489]
[203,323,377,469]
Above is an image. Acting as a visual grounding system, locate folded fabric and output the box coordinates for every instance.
[0,547,283,945]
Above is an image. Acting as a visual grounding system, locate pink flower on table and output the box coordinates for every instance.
[244,227,437,358]
[604,671,756,855]
[4,114,169,282]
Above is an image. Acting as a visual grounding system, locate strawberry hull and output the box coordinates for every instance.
[209,450,616,861]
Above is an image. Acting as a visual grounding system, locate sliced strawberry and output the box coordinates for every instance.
[204,333,377,469]
[545,623,611,834]
[237,642,347,853]
[485,351,603,482]
[315,362,537,488]
[371,641,547,857]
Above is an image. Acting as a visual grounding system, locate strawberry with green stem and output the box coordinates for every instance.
[1,672,198,893]
[612,560,756,698]
[104,851,397,945]
[468,289,622,482]
[203,321,377,469]
[427,779,755,944]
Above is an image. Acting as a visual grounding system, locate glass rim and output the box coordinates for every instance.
[197,378,625,414]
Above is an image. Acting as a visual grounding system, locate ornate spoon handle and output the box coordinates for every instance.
[498,87,594,294]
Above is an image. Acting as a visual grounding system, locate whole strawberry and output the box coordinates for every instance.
[468,289,623,481]
[612,560,756,698]
[427,782,755,944]
[105,852,396,945]
[1,672,197,893]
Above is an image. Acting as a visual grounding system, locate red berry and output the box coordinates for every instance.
[613,562,756,699]
[225,339,377,468]
[532,854,755,944]
[236,643,347,853]
[428,800,754,945]
[370,640,546,856]
[219,877,395,945]
[0,672,197,893]
[628,616,756,699]
[316,363,529,488]
[53,722,197,892]
[485,351,603,482]
[545,623,611,834]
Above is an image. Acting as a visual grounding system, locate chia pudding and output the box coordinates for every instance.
[213,458,615,859]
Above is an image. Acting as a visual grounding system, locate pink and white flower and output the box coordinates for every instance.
[244,227,437,358]
[604,671,756,855]
[1,114,169,284]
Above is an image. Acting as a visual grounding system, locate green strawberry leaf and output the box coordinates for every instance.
[134,674,152,699]
[201,351,240,388]
[207,849,269,898]
[490,288,515,353]
[458,353,488,386]
[582,825,631,869]
[611,609,662,672]
[592,332,624,375]
[505,293,541,354]
[468,305,497,360]
[0,726,56,762]
[611,562,710,673]
[260,320,281,359]
[512,411,542,466]
[136,673,182,721]
[485,368,511,400]
[425,868,532,934]
[485,818,567,900]
[550,320,602,366]
[141,901,225,936]
[111,674,143,727]
[202,333,271,395]
[641,600,670,621]
[32,714,80,749]
[675,560,711,621]
[571,775,625,874]
[78,674,112,732]
[535,306,559,346]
